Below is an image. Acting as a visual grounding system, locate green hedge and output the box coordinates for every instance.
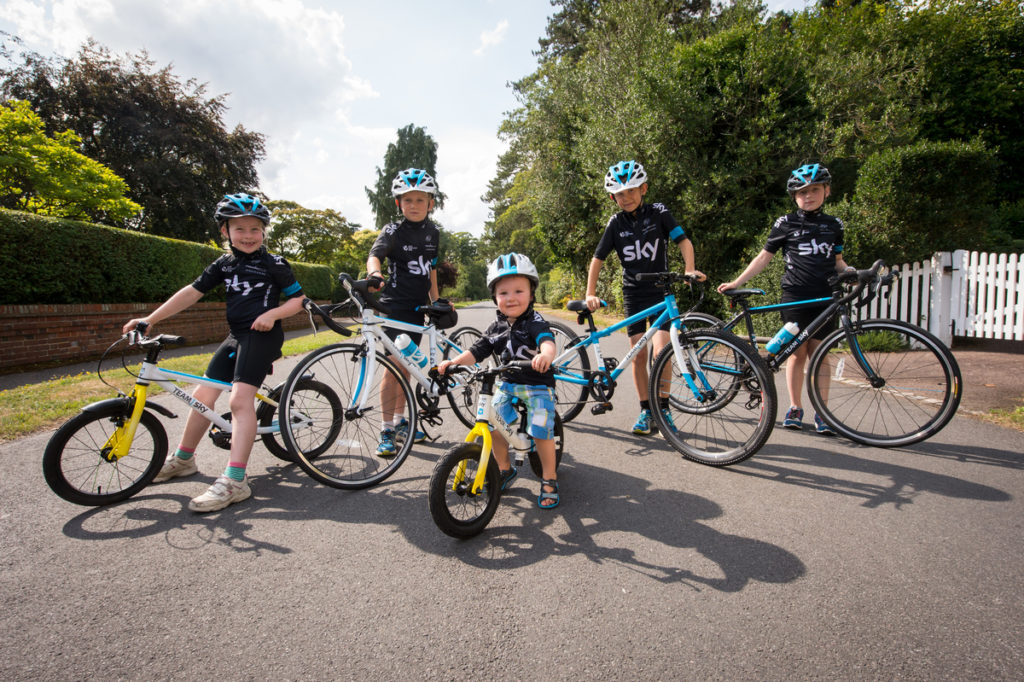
[0,209,333,304]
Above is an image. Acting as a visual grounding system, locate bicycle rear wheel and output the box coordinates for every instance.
[279,343,416,489]
[807,319,962,447]
[547,320,590,423]
[428,443,501,538]
[260,378,344,463]
[650,329,777,466]
[444,326,484,428]
[42,405,168,506]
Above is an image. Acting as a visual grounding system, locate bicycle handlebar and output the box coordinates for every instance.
[302,298,355,337]
[429,360,534,382]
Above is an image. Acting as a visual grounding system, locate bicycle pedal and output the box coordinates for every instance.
[591,402,613,415]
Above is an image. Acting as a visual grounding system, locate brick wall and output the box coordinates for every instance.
[0,302,313,373]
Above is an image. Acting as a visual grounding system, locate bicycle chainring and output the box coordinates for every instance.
[588,371,616,403]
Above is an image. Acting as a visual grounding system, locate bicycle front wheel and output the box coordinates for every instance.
[807,319,962,447]
[279,343,416,489]
[42,405,168,506]
[444,326,484,429]
[650,329,777,466]
[428,443,501,538]
[547,320,590,423]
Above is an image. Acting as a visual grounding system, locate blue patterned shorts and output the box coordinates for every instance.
[492,382,556,440]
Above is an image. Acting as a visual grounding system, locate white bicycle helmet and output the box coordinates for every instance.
[486,252,540,292]
[391,168,438,197]
[604,160,648,194]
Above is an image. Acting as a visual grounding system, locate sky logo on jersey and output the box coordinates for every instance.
[797,239,834,257]
[224,275,266,296]
[622,238,660,262]
[407,255,434,275]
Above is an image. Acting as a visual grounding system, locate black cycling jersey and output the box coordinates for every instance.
[764,209,845,296]
[469,306,556,388]
[191,247,303,334]
[594,203,688,292]
[369,218,440,309]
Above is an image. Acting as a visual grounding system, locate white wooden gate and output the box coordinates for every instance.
[861,250,1024,345]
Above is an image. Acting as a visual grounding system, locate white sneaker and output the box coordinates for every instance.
[188,475,251,513]
[152,455,198,483]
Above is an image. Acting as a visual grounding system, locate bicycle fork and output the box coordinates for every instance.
[101,385,149,462]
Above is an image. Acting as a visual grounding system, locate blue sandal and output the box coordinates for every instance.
[537,479,559,509]
[498,466,518,491]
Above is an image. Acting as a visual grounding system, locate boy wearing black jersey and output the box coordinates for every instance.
[122,194,305,512]
[366,168,442,456]
[717,163,852,434]
[585,160,705,436]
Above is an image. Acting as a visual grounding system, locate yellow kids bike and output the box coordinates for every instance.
[427,361,564,538]
[42,326,342,506]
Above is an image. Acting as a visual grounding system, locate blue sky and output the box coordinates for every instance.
[1,0,809,236]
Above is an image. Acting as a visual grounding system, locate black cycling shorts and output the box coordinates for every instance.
[381,306,427,347]
[623,289,671,337]
[205,327,284,388]
[779,292,836,341]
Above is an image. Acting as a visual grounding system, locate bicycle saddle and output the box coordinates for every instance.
[721,288,765,299]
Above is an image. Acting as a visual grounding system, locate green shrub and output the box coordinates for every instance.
[0,208,333,303]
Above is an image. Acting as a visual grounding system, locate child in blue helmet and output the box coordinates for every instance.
[585,160,705,436]
[438,253,562,509]
[717,163,852,435]
[122,193,305,512]
[366,168,441,456]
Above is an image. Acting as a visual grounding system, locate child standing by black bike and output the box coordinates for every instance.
[717,163,852,435]
[122,193,305,511]
[585,160,705,436]
[438,253,561,509]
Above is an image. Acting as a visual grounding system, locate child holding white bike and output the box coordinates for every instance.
[585,160,705,436]
[366,168,442,457]
[121,193,305,512]
[717,163,852,435]
[437,253,561,509]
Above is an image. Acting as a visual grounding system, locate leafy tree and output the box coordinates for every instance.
[364,124,446,228]
[0,99,141,223]
[264,200,359,270]
[0,36,264,242]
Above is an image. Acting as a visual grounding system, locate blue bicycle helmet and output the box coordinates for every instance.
[486,252,540,292]
[215,193,271,225]
[787,163,832,194]
[391,168,438,197]
[604,160,648,194]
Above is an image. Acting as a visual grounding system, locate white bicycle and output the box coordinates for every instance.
[277,274,483,489]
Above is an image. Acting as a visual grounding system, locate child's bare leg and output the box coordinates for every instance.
[652,329,671,399]
[488,429,512,471]
[805,339,828,402]
[785,344,810,409]
[535,437,559,508]
[226,382,259,468]
[380,364,409,426]
[179,384,223,451]
[630,332,649,400]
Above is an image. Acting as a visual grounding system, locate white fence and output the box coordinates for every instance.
[860,250,1024,345]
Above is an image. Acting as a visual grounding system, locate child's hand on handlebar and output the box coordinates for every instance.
[686,269,707,282]
[436,359,453,375]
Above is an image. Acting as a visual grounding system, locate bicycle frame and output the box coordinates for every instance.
[717,262,892,377]
[343,304,465,416]
[554,289,715,400]
[105,361,295,461]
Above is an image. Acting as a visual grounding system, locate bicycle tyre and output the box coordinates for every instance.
[428,443,501,538]
[680,311,724,329]
[444,326,484,429]
[43,406,168,506]
[260,378,344,463]
[527,412,564,478]
[279,343,416,489]
[650,329,777,466]
[546,320,590,423]
[807,319,962,447]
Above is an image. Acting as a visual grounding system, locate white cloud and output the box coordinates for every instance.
[473,19,508,56]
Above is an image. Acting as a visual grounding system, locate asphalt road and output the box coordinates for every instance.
[2,303,1022,680]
